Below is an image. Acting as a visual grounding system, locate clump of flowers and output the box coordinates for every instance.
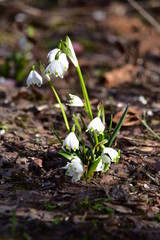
[26,36,129,182]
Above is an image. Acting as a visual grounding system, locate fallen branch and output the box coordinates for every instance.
[127,0,160,33]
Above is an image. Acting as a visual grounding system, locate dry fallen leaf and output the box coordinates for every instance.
[126,146,154,153]
[104,64,138,88]
[32,157,43,168]
[113,107,141,126]
[107,15,144,35]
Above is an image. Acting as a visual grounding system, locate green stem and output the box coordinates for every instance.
[93,132,99,152]
[48,80,70,133]
[76,65,93,120]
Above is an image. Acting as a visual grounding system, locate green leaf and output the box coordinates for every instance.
[0,125,8,130]
[58,150,73,160]
[108,104,129,147]
[27,25,35,38]
[87,156,101,178]
[51,123,63,145]
[72,114,82,133]
[97,102,105,125]
[80,115,94,146]
[90,147,95,162]
[103,163,110,172]
[92,139,108,154]
[109,114,113,135]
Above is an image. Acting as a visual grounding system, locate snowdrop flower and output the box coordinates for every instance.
[67,94,84,107]
[65,156,84,182]
[65,36,78,67]
[102,147,120,163]
[26,70,43,87]
[95,148,119,172]
[63,132,79,151]
[45,51,69,78]
[87,117,105,135]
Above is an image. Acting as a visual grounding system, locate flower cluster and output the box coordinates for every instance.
[64,156,84,182]
[45,48,69,78]
[26,36,128,182]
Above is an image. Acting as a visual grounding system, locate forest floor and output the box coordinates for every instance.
[0,0,160,239]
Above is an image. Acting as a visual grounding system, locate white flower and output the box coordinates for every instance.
[46,50,69,78]
[65,156,84,182]
[66,36,78,67]
[95,147,119,172]
[87,117,105,135]
[67,94,84,107]
[63,132,79,151]
[102,147,119,163]
[26,70,43,87]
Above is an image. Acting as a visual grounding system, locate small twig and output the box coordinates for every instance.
[145,172,159,186]
[127,0,160,33]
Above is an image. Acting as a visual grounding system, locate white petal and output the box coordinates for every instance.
[71,156,82,164]
[66,166,74,177]
[59,53,69,71]
[71,161,83,173]
[70,134,79,151]
[47,48,59,62]
[45,63,52,75]
[95,159,104,172]
[71,173,81,182]
[66,36,78,67]
[51,60,64,78]
[101,155,111,165]
[102,147,119,162]
[71,139,79,151]
[67,94,84,107]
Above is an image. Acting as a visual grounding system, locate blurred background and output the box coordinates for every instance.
[0,0,160,110]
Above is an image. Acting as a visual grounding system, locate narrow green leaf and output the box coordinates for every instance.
[90,147,95,162]
[51,124,63,145]
[108,104,129,147]
[103,163,110,172]
[97,102,105,125]
[80,115,94,146]
[58,150,73,160]
[87,156,101,178]
[92,139,108,154]
[109,114,113,135]
[72,114,82,133]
